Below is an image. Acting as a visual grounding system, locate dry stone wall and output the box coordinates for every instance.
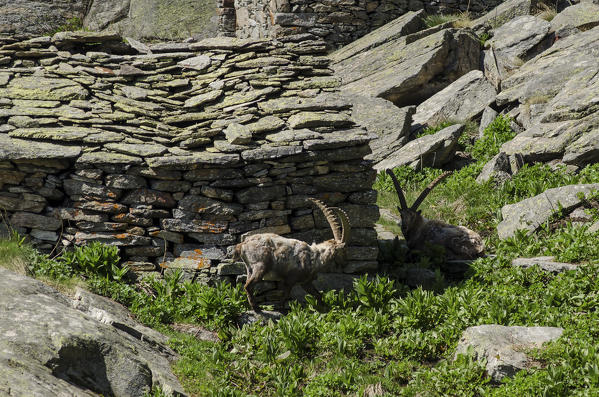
[0,32,379,298]
[230,0,505,47]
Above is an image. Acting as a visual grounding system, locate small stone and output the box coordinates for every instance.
[217,261,245,276]
[184,90,223,108]
[105,175,147,189]
[122,189,176,208]
[224,123,252,145]
[177,55,212,71]
[287,112,353,129]
[30,229,59,242]
[10,212,61,230]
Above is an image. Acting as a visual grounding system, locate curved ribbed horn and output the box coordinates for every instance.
[411,171,452,211]
[386,169,408,210]
[308,198,342,242]
[333,207,351,244]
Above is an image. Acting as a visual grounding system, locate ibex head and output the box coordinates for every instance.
[308,198,351,265]
[385,169,452,241]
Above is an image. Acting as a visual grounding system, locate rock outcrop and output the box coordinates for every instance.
[375,124,464,171]
[0,0,87,36]
[471,0,538,33]
[498,26,599,166]
[333,25,480,107]
[329,11,426,64]
[0,32,379,302]
[0,267,184,396]
[483,15,551,89]
[84,0,218,41]
[412,70,496,128]
[550,2,599,32]
[351,96,415,165]
[455,325,563,382]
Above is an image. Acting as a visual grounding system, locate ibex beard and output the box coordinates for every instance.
[234,198,350,312]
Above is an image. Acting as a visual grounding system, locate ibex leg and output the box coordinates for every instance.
[244,262,266,312]
[301,281,323,304]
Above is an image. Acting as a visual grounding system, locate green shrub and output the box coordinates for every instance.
[470,114,515,161]
[406,351,489,396]
[28,251,75,281]
[353,275,398,310]
[60,242,124,280]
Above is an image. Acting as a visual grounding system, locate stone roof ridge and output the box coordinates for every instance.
[0,32,373,169]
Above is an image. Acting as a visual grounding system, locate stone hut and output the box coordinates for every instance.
[0,32,379,299]
[221,0,505,47]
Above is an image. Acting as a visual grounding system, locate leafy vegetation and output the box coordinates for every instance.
[478,32,491,47]
[2,114,599,395]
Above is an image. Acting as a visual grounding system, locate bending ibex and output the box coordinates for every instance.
[234,198,351,312]
[386,169,484,259]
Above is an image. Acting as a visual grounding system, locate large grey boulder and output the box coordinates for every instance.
[497,183,599,239]
[0,268,185,396]
[483,15,551,88]
[455,325,563,382]
[471,0,538,33]
[84,0,218,41]
[346,94,415,164]
[374,124,464,171]
[0,0,87,35]
[329,11,426,64]
[497,26,599,166]
[412,70,496,128]
[334,26,480,107]
[551,2,599,32]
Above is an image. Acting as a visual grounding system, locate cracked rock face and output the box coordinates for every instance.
[0,0,87,36]
[334,24,480,107]
[412,70,497,128]
[374,124,464,171]
[483,15,552,89]
[84,0,218,41]
[0,267,185,396]
[497,26,599,166]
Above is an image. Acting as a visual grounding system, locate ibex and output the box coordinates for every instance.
[386,169,484,259]
[234,198,350,312]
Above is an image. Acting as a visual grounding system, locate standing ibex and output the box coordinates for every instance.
[234,198,351,312]
[386,169,484,259]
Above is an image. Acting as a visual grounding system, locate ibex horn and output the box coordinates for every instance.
[308,198,342,242]
[411,171,453,211]
[333,207,351,244]
[386,169,408,210]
